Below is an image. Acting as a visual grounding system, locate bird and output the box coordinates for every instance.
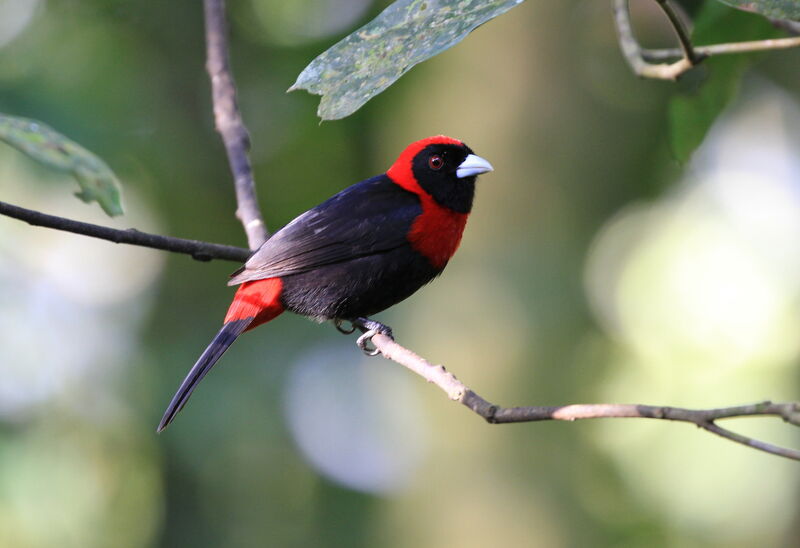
[157,135,493,432]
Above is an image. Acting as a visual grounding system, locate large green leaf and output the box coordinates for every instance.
[290,0,524,120]
[667,5,781,163]
[0,114,123,216]
[717,0,800,20]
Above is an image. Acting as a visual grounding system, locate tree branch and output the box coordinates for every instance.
[7,0,793,464]
[0,200,250,263]
[642,36,800,62]
[204,0,268,250]
[198,2,799,462]
[613,0,800,80]
[613,0,700,80]
[366,332,800,461]
[6,198,798,464]
[654,0,703,65]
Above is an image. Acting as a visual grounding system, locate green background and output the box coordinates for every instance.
[1,1,799,547]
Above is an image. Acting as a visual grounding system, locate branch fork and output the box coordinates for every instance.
[614,0,704,80]
[614,0,800,81]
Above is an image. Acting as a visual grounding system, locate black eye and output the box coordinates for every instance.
[428,155,444,170]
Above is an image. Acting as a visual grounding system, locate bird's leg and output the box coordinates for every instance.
[350,317,394,356]
[333,319,356,335]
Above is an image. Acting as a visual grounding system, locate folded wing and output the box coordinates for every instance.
[229,175,422,285]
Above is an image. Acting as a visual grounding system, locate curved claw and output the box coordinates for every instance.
[334,319,356,335]
[356,329,381,356]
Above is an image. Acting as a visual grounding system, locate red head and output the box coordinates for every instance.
[387,135,493,214]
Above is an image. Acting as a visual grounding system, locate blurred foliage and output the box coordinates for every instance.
[667,3,782,163]
[0,113,123,215]
[0,1,799,548]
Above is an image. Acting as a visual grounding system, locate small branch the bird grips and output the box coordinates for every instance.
[363,332,800,461]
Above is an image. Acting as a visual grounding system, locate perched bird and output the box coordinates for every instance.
[157,136,493,432]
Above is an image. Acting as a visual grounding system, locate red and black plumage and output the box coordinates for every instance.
[157,136,493,431]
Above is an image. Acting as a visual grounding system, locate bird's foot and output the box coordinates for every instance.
[332,318,394,355]
[352,317,394,356]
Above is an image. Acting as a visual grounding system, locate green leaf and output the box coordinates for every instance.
[0,114,123,216]
[716,0,800,20]
[667,5,781,163]
[290,0,525,120]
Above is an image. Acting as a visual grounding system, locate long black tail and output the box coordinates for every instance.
[157,318,252,432]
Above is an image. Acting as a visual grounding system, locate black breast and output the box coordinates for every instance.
[279,245,441,320]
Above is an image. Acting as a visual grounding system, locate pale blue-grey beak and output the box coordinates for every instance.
[456,154,493,178]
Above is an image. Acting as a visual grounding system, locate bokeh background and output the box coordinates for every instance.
[1,1,800,546]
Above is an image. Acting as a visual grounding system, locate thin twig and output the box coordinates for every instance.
[0,200,251,263]
[642,36,800,61]
[613,0,698,80]
[204,0,268,250]
[614,0,800,80]
[367,332,800,461]
[653,0,703,64]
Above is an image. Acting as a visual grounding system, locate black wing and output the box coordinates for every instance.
[229,175,421,285]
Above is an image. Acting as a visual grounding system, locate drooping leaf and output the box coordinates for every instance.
[717,0,800,20]
[290,0,525,120]
[667,5,781,163]
[0,114,123,216]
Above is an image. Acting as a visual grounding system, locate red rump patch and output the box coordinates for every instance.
[224,278,284,330]
[386,135,469,269]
